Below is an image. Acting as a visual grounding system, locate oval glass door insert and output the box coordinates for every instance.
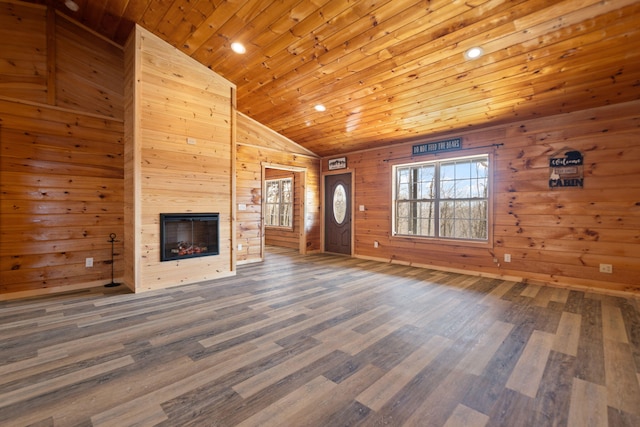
[333,184,347,224]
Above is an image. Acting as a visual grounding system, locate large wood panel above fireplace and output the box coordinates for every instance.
[123,26,235,293]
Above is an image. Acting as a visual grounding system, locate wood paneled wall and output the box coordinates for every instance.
[0,1,125,299]
[0,101,124,297]
[0,1,123,118]
[54,15,124,119]
[236,113,320,264]
[325,100,640,295]
[0,1,47,103]
[123,26,235,292]
[264,168,300,250]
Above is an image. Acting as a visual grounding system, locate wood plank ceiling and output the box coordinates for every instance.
[33,0,640,157]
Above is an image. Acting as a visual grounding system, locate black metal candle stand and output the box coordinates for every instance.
[105,233,121,288]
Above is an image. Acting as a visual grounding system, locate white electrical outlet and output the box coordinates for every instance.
[186,137,196,145]
[238,244,243,251]
[85,257,93,267]
[599,264,613,273]
[504,254,511,262]
[374,241,379,248]
[359,205,365,212]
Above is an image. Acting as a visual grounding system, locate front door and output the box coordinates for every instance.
[325,173,351,255]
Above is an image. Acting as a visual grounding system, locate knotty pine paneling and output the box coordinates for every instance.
[0,99,124,297]
[0,1,124,118]
[124,25,235,292]
[0,1,47,103]
[55,14,124,119]
[236,113,320,265]
[326,100,640,295]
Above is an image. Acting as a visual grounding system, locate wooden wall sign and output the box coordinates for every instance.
[328,157,347,170]
[549,148,584,189]
[412,137,462,155]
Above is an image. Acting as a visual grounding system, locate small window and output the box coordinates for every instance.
[265,178,293,228]
[393,155,489,241]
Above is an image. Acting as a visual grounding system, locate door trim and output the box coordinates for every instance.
[261,162,308,261]
[321,170,354,256]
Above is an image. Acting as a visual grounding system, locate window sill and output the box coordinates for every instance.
[390,234,492,249]
[265,226,294,231]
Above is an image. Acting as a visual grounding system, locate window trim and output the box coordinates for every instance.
[391,152,493,246]
[264,177,294,230]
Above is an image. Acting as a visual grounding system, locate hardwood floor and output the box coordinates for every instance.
[1,247,639,426]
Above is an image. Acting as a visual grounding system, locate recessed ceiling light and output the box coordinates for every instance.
[314,104,326,112]
[231,42,246,54]
[64,0,79,12]
[464,46,484,60]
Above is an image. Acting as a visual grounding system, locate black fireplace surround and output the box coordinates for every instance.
[160,213,219,261]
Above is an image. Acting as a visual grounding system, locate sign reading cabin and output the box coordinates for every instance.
[549,148,584,189]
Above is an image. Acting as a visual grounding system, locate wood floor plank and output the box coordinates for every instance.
[197,306,307,348]
[568,378,609,427]
[603,338,640,416]
[236,375,337,427]
[533,286,555,307]
[529,350,576,426]
[0,356,134,409]
[288,363,384,426]
[477,280,516,306]
[338,315,408,356]
[0,343,123,386]
[549,286,571,304]
[443,404,490,427]
[520,284,542,299]
[91,342,283,427]
[252,305,350,345]
[506,330,555,398]
[552,311,582,357]
[0,247,638,426]
[402,370,475,427]
[232,344,336,399]
[456,320,514,376]
[486,388,536,427]
[356,335,452,411]
[575,298,606,385]
[602,304,629,344]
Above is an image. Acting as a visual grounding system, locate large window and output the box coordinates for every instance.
[393,155,489,241]
[265,178,293,228]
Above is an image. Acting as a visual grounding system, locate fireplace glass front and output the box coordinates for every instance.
[160,213,219,261]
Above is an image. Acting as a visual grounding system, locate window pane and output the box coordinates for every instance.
[417,166,435,199]
[266,182,279,203]
[397,182,410,200]
[282,180,292,202]
[470,178,487,198]
[455,200,471,218]
[474,159,489,178]
[396,201,411,234]
[441,180,455,198]
[440,163,455,180]
[265,178,293,227]
[394,155,489,240]
[455,161,471,179]
[417,201,435,235]
[265,203,279,226]
[455,180,470,198]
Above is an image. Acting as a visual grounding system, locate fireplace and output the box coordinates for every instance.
[160,213,219,261]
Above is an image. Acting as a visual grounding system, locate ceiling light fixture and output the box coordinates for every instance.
[464,46,484,60]
[231,42,246,54]
[64,0,79,12]
[314,104,326,112]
